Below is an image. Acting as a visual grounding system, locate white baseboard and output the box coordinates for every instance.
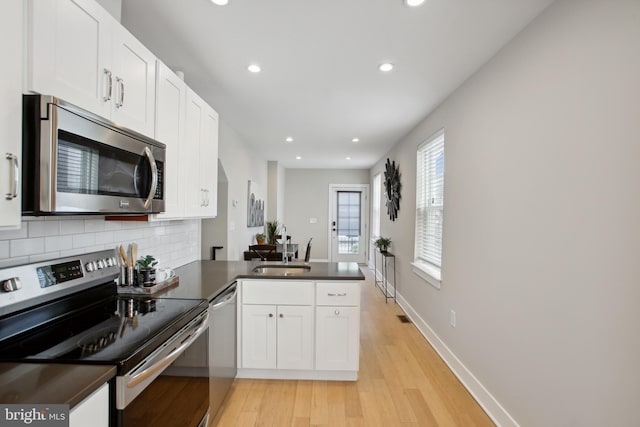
[396,292,519,427]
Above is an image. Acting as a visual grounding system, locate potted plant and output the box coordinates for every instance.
[255,232,266,244]
[266,220,279,245]
[374,237,392,253]
[137,255,158,287]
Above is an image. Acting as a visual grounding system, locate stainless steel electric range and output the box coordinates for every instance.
[0,249,210,427]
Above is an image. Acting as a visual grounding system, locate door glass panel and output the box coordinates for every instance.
[337,191,361,255]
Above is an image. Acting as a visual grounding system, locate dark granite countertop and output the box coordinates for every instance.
[0,363,115,408]
[162,260,365,301]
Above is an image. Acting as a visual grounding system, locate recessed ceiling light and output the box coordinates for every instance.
[295,156,302,160]
[247,64,261,73]
[405,0,425,6]
[211,0,229,5]
[352,137,360,143]
[379,63,394,72]
[345,157,352,160]
[285,137,294,143]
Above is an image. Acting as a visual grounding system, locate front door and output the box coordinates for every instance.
[329,184,369,263]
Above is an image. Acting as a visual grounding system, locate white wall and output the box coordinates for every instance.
[215,121,269,260]
[0,217,200,269]
[285,169,370,261]
[372,0,640,425]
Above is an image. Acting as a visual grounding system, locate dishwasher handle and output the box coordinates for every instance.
[210,283,237,310]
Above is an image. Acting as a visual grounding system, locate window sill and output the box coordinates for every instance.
[411,261,441,289]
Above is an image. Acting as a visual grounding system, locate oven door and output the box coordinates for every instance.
[115,311,210,427]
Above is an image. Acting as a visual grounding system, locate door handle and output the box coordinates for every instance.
[142,147,158,209]
[5,153,19,200]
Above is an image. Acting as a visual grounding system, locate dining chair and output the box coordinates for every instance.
[248,244,276,261]
[304,238,313,262]
[274,234,292,243]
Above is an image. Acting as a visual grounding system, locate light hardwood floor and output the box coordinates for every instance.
[213,268,494,427]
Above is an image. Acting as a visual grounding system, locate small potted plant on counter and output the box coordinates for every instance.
[255,232,266,244]
[137,255,158,287]
[266,220,279,245]
[374,237,392,253]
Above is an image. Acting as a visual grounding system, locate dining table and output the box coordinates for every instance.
[243,243,299,261]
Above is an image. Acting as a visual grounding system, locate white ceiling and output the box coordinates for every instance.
[121,0,555,169]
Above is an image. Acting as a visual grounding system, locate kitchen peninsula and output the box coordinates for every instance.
[167,260,365,381]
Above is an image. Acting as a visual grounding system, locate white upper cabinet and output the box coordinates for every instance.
[182,87,218,218]
[200,104,219,217]
[26,0,156,137]
[153,61,186,219]
[0,0,23,228]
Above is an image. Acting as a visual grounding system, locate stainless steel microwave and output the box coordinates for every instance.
[22,95,165,215]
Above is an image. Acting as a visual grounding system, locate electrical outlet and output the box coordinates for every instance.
[450,309,456,327]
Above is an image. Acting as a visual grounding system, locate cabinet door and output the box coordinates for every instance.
[242,304,276,369]
[110,25,156,136]
[0,0,22,227]
[153,61,186,220]
[199,104,219,217]
[70,383,109,427]
[181,88,204,217]
[315,306,360,371]
[277,305,314,370]
[28,0,112,119]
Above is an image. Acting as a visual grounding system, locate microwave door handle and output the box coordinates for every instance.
[143,147,158,209]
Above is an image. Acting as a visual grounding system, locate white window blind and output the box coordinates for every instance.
[371,173,381,238]
[415,129,445,269]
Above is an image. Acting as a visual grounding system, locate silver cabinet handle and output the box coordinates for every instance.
[103,69,113,101]
[142,147,158,209]
[5,153,18,200]
[115,77,125,108]
[334,309,340,316]
[328,293,347,297]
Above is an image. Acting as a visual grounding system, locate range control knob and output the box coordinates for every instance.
[85,262,96,272]
[106,257,116,267]
[2,277,22,292]
[96,259,106,270]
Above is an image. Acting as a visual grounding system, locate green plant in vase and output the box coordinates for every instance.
[255,233,266,244]
[374,237,392,253]
[266,220,279,245]
[137,255,158,287]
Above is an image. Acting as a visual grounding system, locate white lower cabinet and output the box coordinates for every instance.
[315,282,361,372]
[242,304,313,370]
[315,306,360,371]
[238,280,361,380]
[69,382,109,427]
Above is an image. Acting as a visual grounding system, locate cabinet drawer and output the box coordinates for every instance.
[243,280,313,305]
[316,282,360,306]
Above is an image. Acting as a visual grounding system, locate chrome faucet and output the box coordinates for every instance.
[281,225,288,264]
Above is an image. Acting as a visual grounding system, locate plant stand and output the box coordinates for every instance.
[373,249,396,303]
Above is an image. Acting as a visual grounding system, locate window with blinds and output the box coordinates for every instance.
[371,173,381,239]
[414,129,445,275]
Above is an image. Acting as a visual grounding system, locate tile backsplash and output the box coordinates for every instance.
[0,217,201,269]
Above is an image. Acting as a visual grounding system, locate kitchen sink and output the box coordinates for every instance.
[251,265,311,275]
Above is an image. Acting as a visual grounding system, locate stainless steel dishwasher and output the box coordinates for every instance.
[208,282,238,422]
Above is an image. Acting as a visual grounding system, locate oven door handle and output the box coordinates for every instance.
[143,146,158,209]
[126,312,209,389]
